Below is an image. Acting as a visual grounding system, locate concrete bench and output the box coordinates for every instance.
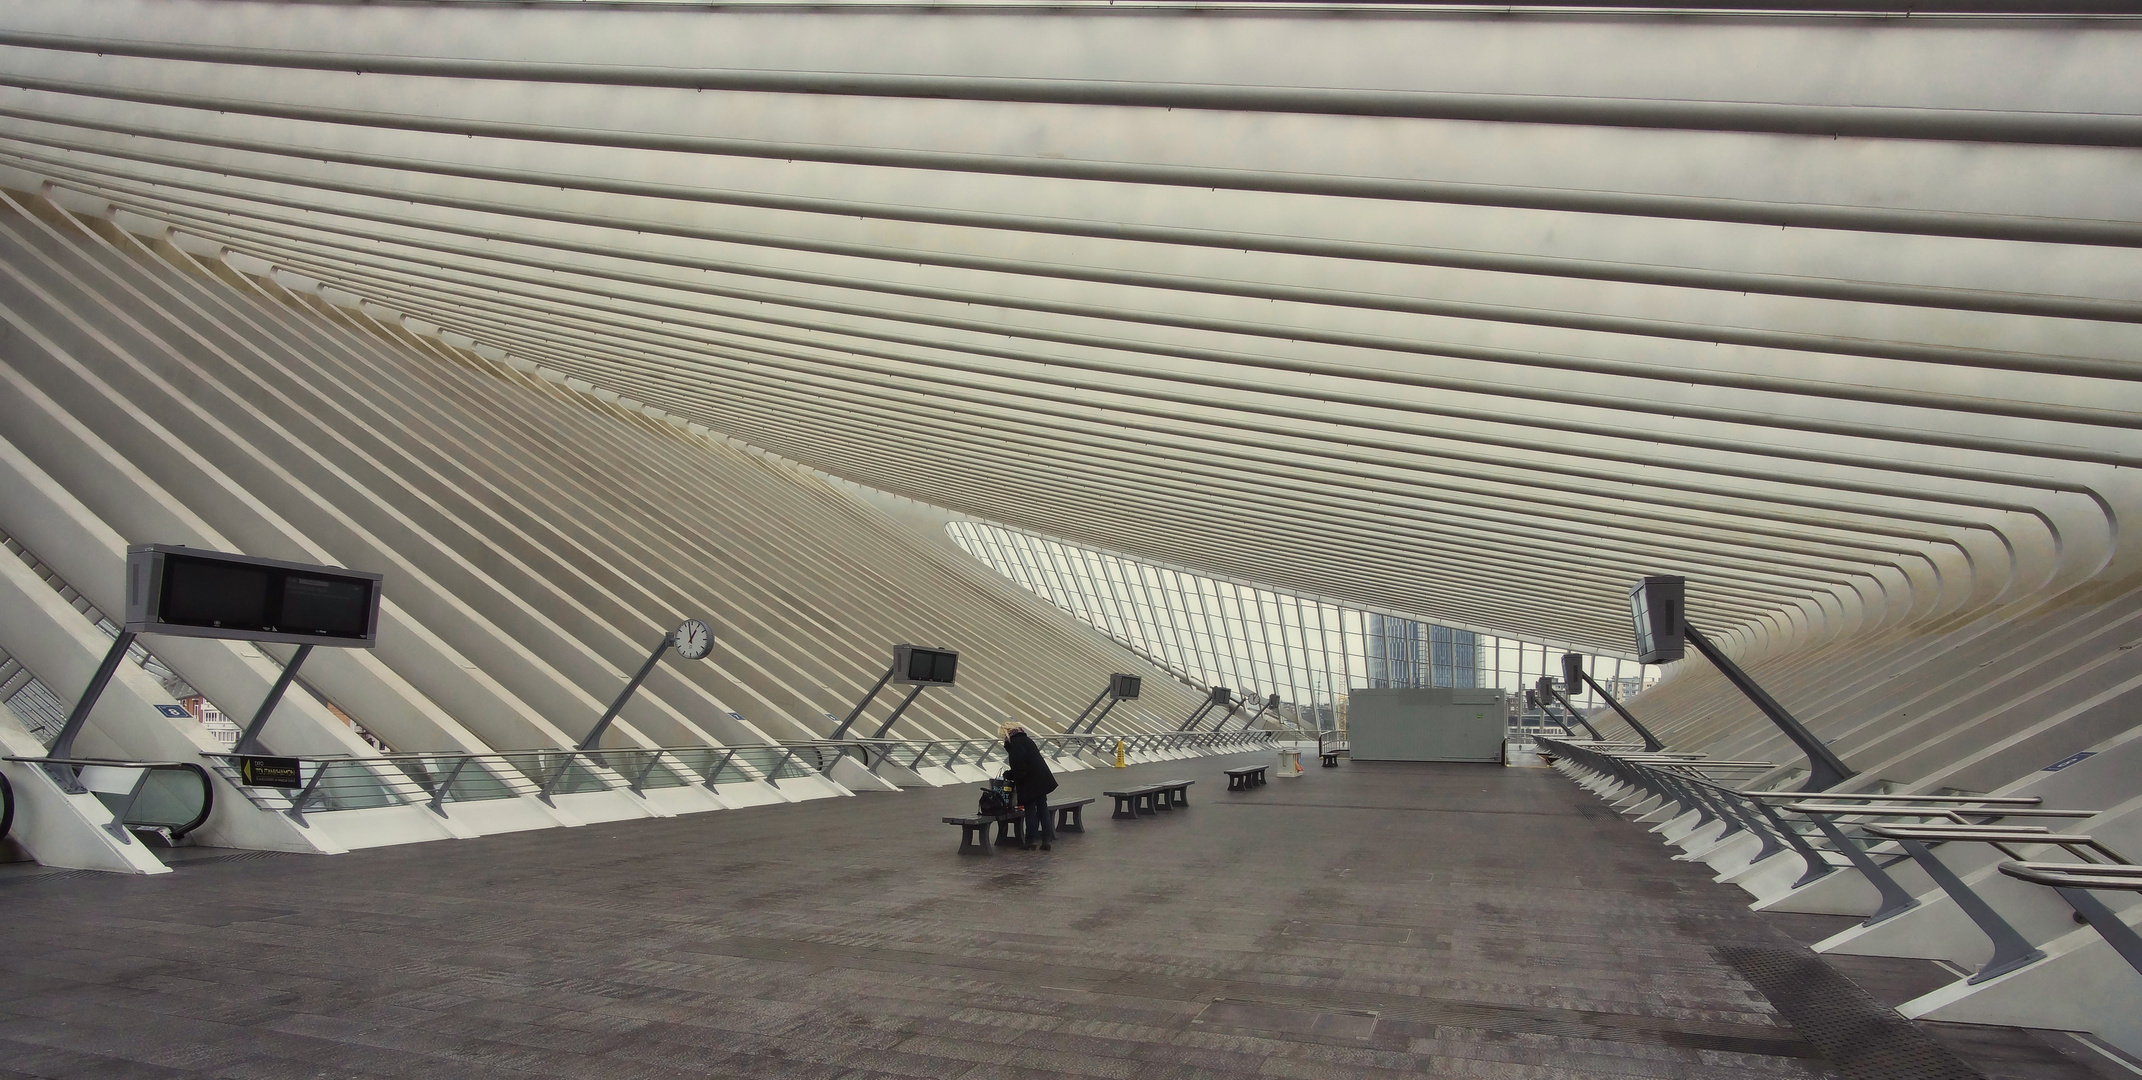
[1226,765,1268,790]
[1104,780,1195,819]
[941,813,1027,854]
[946,799,1094,850]
[943,815,1000,854]
[1104,787,1163,819]
[1051,797,1095,832]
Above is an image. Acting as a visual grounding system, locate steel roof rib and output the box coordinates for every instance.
[0,1,2130,658]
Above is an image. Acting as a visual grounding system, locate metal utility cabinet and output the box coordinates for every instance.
[1347,688,1507,763]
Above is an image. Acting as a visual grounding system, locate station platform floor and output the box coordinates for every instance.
[0,751,2126,1080]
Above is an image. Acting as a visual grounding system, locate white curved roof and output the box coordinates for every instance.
[4,1,2136,654]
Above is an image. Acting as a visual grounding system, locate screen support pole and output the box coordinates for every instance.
[1078,697,1121,734]
[1176,701,1213,732]
[578,633,671,752]
[869,686,927,740]
[1068,686,1111,733]
[48,630,136,762]
[1542,684,1605,740]
[234,644,314,756]
[1576,670,1666,751]
[1685,622,1854,791]
[1216,694,1250,728]
[830,664,898,739]
[1204,697,1241,732]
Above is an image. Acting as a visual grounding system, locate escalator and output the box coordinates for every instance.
[1,757,214,857]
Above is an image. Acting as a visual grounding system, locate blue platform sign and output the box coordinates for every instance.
[2042,751,2095,772]
[155,704,192,718]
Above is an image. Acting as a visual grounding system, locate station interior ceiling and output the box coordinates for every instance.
[0,1,2137,789]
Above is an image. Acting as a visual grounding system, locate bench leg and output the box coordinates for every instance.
[960,824,990,854]
[1066,806,1083,831]
[1112,797,1136,820]
[1175,789,1189,807]
[1138,793,1156,815]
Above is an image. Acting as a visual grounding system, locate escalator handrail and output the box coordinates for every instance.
[0,756,214,840]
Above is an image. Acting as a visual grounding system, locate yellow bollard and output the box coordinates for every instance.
[1114,739,1127,768]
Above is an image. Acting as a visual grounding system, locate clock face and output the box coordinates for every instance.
[672,618,713,660]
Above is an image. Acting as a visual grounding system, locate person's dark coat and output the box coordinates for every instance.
[1003,730,1058,802]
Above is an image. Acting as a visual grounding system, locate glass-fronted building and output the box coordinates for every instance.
[950,520,1647,731]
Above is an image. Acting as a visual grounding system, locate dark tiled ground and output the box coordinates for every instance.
[0,754,2086,1079]
[1761,914,2132,1080]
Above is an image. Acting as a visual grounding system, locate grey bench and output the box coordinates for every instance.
[1226,765,1267,790]
[943,815,1002,854]
[1051,797,1095,832]
[1104,780,1195,819]
[1104,787,1162,819]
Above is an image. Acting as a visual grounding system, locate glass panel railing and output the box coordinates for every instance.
[389,755,520,807]
[300,760,410,812]
[592,749,695,791]
[503,751,611,796]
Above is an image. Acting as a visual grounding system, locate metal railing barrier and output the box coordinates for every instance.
[195,728,1275,824]
[1536,736,2137,987]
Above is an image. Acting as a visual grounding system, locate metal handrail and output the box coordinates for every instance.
[1537,735,2110,933]
[194,728,1273,822]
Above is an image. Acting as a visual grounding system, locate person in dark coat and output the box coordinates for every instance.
[1000,722,1058,850]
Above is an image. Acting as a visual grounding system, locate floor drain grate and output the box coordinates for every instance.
[1719,945,1984,1080]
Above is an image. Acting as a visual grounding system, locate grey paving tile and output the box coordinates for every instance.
[0,754,2015,1080]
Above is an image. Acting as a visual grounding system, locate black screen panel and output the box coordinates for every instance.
[161,556,272,630]
[282,575,373,636]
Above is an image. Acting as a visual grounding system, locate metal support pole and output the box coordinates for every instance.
[234,644,313,756]
[427,756,472,816]
[48,630,135,761]
[869,685,926,740]
[1068,686,1110,732]
[1577,669,1666,751]
[538,750,584,805]
[1751,799,1839,887]
[1202,697,1240,732]
[100,767,156,843]
[1803,811,1920,925]
[1541,684,1605,740]
[1078,697,1121,734]
[830,664,898,739]
[2055,887,2142,975]
[1685,623,1854,792]
[1176,700,1213,732]
[1891,838,2045,983]
[699,748,738,790]
[580,634,671,751]
[283,764,328,825]
[629,752,668,795]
